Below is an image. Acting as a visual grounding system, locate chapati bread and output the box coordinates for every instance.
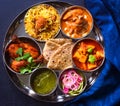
[49,39,72,45]
[43,41,60,61]
[47,42,74,70]
[43,38,72,61]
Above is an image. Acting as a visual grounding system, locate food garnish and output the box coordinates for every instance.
[88,54,96,64]
[60,70,83,96]
[16,47,23,56]
[87,47,93,53]
[14,47,36,74]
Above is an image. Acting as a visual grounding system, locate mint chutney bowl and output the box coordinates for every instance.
[30,68,57,96]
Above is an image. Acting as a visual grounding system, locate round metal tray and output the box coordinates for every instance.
[3,1,104,103]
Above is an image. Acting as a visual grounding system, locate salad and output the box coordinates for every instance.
[60,69,85,96]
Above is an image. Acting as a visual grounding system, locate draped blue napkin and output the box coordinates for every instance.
[65,0,120,105]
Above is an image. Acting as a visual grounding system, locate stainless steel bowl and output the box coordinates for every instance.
[60,5,93,40]
[30,67,58,96]
[3,36,42,75]
[24,3,61,42]
[58,68,87,96]
[72,38,105,72]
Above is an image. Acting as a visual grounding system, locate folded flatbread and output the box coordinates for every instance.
[43,38,72,61]
[47,42,74,70]
[48,39,72,45]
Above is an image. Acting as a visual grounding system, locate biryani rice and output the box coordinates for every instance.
[24,4,60,41]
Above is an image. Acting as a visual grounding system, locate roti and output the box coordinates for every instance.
[48,38,72,45]
[43,41,60,61]
[43,38,72,61]
[47,42,74,70]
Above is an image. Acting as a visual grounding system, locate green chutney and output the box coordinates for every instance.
[32,69,57,95]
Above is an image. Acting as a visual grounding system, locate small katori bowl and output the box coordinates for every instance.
[72,38,105,72]
[30,68,58,96]
[24,3,60,42]
[3,36,42,75]
[60,5,93,40]
[58,68,87,96]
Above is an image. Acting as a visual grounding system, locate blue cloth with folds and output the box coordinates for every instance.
[65,0,120,105]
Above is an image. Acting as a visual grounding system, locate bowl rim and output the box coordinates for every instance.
[58,67,87,96]
[72,38,105,72]
[60,5,94,40]
[24,3,61,42]
[3,36,42,75]
[30,67,58,96]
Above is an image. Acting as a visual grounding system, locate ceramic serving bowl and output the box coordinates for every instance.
[60,5,93,40]
[58,68,87,96]
[3,36,42,75]
[72,38,105,72]
[30,67,58,96]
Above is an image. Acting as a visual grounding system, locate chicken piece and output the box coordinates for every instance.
[51,15,56,21]
[63,9,83,21]
[72,9,83,16]
[33,54,44,63]
[63,12,72,20]
[7,43,20,58]
[35,16,47,33]
[68,28,74,35]
[11,60,28,72]
[20,42,30,49]
[20,43,39,59]
[24,46,39,59]
[11,35,21,43]
[74,16,83,25]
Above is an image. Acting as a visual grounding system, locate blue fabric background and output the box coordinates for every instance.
[65,0,120,106]
[0,0,120,106]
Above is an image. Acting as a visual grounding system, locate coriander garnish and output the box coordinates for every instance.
[88,54,96,64]
[15,47,37,74]
[87,47,93,53]
[16,47,23,56]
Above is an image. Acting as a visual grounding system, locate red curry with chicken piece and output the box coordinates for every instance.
[72,39,105,71]
[8,42,39,59]
[61,6,93,39]
[6,37,42,73]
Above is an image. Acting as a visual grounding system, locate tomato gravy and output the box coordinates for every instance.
[61,6,93,39]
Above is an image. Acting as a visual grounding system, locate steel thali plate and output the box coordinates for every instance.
[3,1,104,103]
